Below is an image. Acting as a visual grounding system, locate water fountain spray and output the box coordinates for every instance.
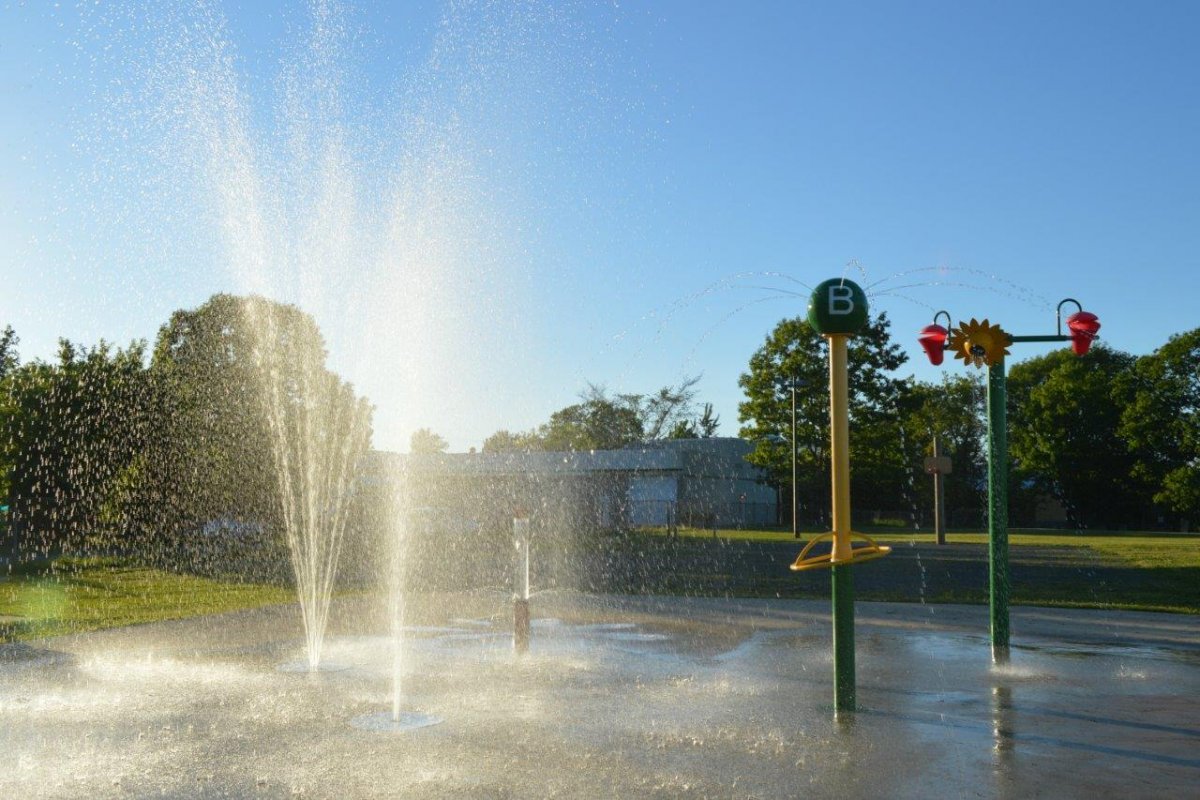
[513,510,532,654]
[349,496,443,734]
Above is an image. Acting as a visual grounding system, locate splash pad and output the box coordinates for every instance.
[3,2,1196,797]
[2,592,1197,798]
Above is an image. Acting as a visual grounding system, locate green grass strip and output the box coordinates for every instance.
[0,557,293,642]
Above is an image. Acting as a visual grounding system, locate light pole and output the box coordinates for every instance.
[778,374,808,538]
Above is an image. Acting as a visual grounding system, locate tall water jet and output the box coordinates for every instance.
[128,1,487,669]
[390,478,413,721]
[245,298,373,670]
[513,511,532,654]
[350,472,443,733]
[80,0,614,671]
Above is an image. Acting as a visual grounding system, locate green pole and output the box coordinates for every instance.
[987,359,1010,662]
[828,335,856,714]
[832,563,855,711]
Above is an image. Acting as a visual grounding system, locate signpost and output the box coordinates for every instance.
[924,439,951,545]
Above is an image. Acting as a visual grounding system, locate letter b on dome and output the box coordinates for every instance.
[808,279,868,335]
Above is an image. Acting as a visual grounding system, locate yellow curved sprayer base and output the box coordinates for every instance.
[790,532,892,572]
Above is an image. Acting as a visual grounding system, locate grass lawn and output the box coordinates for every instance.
[644,525,1200,567]
[619,526,1200,614]
[2,528,1195,643]
[0,557,293,643]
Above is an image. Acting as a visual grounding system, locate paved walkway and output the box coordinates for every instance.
[2,593,1197,798]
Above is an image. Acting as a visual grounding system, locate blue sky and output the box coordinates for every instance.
[3,1,1198,451]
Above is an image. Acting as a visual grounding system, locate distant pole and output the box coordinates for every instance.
[791,378,800,539]
[987,361,1010,662]
[933,436,947,546]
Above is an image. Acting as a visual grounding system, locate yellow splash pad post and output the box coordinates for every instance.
[790,279,891,715]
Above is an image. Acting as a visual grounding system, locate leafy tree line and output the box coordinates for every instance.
[481,376,721,453]
[738,314,1199,531]
[1,294,373,565]
[1008,330,1199,529]
[0,335,158,556]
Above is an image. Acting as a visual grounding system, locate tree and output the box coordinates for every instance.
[539,397,644,451]
[482,429,542,453]
[593,376,702,440]
[737,312,909,522]
[1008,345,1146,528]
[0,326,18,514]
[410,428,448,454]
[133,295,279,543]
[481,377,711,452]
[0,338,156,557]
[697,403,721,437]
[1120,329,1200,527]
[0,326,17,379]
[668,403,721,439]
[127,294,373,563]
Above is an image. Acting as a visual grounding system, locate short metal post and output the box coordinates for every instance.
[514,599,530,654]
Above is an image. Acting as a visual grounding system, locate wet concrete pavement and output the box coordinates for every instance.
[2,593,1197,798]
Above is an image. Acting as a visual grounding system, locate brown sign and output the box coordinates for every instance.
[924,456,952,475]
